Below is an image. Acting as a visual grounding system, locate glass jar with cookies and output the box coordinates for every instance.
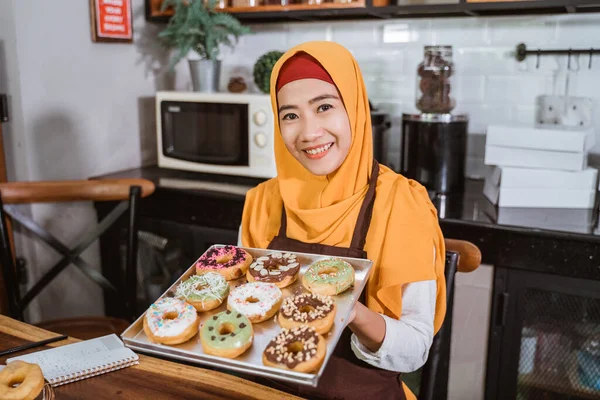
[415,45,455,114]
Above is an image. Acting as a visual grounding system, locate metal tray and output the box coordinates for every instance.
[121,245,373,387]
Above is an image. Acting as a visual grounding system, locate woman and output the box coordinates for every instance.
[240,41,446,400]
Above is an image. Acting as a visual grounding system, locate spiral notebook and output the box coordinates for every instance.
[6,334,139,387]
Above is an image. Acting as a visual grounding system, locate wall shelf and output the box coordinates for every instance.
[146,0,600,23]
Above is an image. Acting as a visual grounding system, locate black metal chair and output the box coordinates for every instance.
[418,239,482,400]
[0,178,155,339]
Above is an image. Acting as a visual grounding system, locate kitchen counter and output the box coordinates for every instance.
[93,165,600,281]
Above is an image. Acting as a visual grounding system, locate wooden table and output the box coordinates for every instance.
[0,315,302,399]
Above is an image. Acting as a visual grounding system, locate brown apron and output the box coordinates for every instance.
[262,160,406,400]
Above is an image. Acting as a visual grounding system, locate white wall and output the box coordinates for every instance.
[0,0,29,182]
[0,0,186,322]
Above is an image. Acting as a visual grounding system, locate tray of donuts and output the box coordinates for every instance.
[121,244,373,387]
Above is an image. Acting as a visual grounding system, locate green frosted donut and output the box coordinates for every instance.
[302,258,355,296]
[175,272,229,312]
[200,310,253,358]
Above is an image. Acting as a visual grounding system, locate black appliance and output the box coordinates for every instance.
[369,101,391,166]
[400,113,469,194]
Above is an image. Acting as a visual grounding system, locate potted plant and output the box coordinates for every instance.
[159,0,251,92]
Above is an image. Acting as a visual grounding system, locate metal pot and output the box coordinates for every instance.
[400,113,469,194]
[188,59,221,92]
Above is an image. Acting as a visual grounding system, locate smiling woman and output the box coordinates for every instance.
[240,41,446,400]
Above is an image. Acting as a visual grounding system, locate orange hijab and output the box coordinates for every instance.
[241,41,446,333]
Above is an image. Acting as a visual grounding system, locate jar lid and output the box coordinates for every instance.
[424,45,452,56]
[402,113,468,123]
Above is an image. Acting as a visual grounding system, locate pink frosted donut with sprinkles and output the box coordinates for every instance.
[143,297,198,345]
[196,245,253,281]
[227,282,283,323]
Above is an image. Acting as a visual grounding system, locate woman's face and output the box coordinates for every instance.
[277,78,352,176]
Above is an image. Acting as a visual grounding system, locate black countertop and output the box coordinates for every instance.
[94,165,600,281]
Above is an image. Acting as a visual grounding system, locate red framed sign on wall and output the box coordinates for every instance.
[90,0,133,43]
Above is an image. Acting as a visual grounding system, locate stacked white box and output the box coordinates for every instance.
[484,125,594,171]
[483,124,598,209]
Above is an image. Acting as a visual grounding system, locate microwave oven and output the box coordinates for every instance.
[156,91,277,179]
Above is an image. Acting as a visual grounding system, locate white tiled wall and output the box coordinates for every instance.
[221,13,600,172]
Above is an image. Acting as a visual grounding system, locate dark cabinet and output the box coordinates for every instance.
[486,268,600,400]
[95,198,239,319]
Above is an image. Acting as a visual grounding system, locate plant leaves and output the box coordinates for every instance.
[158,0,251,67]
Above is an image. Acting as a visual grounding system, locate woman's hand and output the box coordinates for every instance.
[347,302,386,352]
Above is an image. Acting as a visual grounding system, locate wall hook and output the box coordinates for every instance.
[514,42,600,63]
[573,54,580,72]
[589,48,593,69]
[536,50,540,69]
[567,49,572,70]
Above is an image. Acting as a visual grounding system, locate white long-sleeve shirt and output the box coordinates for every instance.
[350,280,436,372]
[237,226,436,373]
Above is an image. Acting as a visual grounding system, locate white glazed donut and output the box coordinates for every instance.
[227,282,283,323]
[143,297,199,345]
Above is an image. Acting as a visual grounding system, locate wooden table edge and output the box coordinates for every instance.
[0,315,303,400]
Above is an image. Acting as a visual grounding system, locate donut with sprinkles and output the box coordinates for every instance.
[143,297,198,345]
[175,272,229,312]
[196,245,253,281]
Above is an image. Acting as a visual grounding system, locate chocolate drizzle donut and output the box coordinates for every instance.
[246,252,300,289]
[262,326,326,373]
[278,293,336,334]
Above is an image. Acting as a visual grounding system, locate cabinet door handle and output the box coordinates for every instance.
[495,292,510,327]
[0,94,8,122]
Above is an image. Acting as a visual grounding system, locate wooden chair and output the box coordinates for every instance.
[418,238,482,400]
[0,179,155,340]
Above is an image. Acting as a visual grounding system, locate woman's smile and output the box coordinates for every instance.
[302,142,334,159]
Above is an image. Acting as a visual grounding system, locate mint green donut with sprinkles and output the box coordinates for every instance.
[302,258,355,296]
[175,272,229,312]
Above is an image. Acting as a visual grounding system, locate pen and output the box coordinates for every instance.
[0,335,69,357]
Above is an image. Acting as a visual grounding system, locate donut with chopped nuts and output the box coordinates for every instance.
[246,251,301,289]
[278,293,336,334]
[262,326,326,373]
